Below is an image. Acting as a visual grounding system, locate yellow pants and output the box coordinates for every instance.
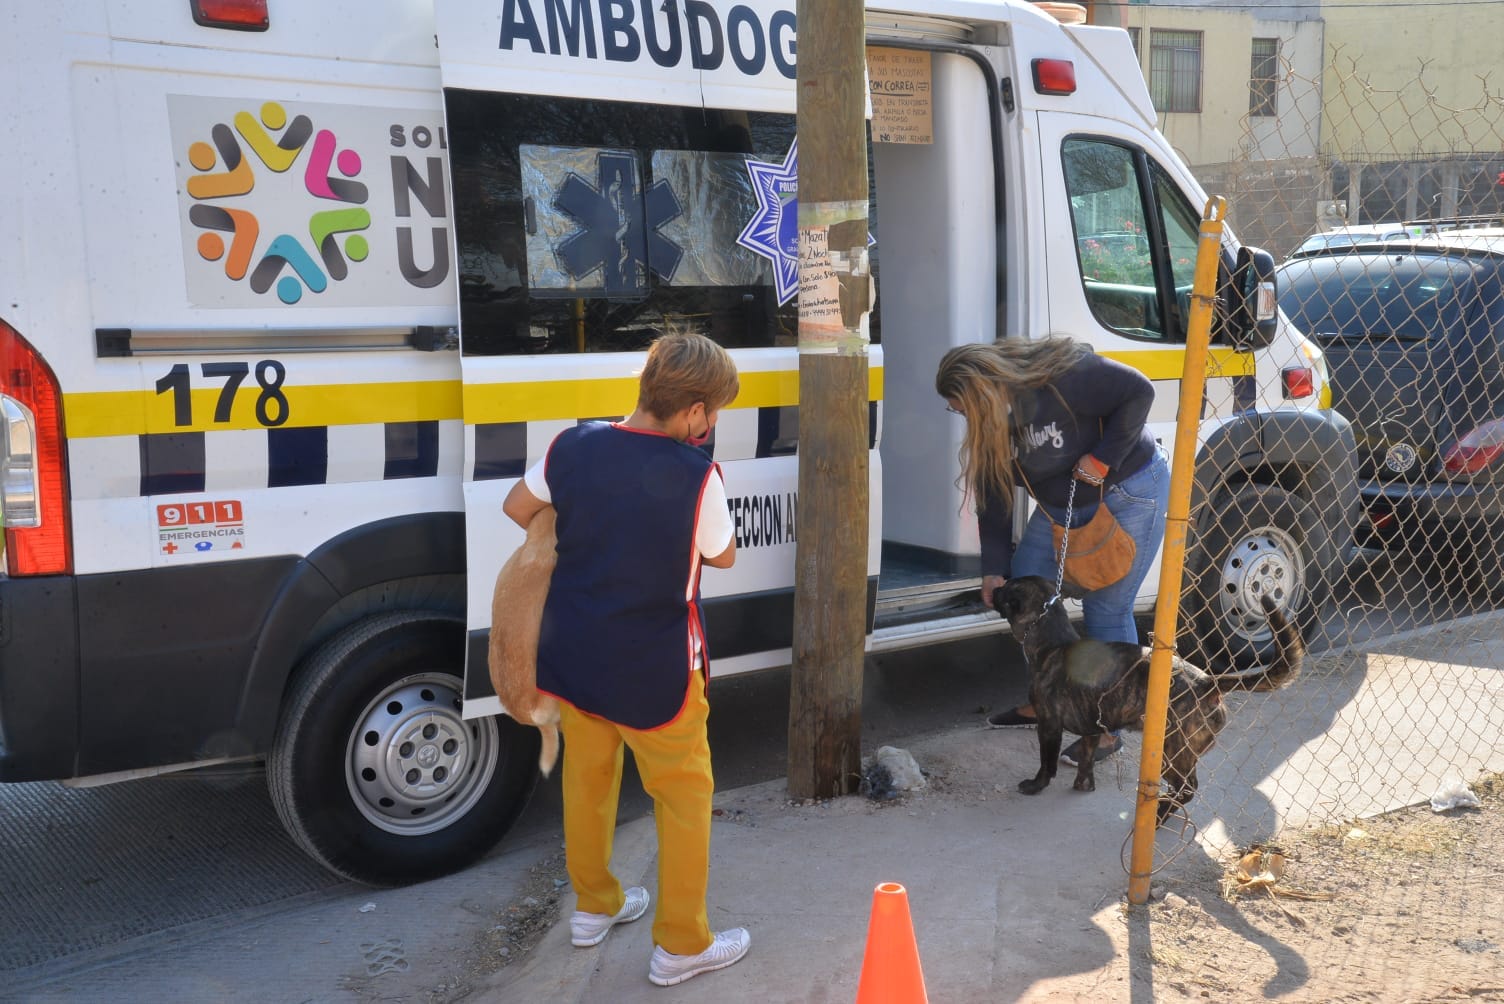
[558,669,714,956]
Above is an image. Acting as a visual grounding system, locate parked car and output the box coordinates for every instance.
[1406,215,1504,236]
[1277,235,1504,590]
[1290,223,1421,257]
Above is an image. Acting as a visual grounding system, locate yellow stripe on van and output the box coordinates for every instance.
[61,367,887,437]
[461,376,640,424]
[64,380,463,438]
[1103,347,1256,381]
[460,367,886,424]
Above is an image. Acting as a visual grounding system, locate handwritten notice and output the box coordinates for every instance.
[868,47,933,145]
[798,218,872,353]
[798,224,842,346]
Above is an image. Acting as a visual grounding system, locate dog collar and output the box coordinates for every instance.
[1018,592,1063,657]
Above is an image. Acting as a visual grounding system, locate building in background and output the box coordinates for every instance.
[1082,0,1323,254]
[1075,0,1504,255]
[1318,0,1504,229]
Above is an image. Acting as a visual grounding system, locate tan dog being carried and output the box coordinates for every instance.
[487,507,561,776]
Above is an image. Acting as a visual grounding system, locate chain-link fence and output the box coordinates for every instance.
[1207,46,1504,259]
[1136,52,1504,994]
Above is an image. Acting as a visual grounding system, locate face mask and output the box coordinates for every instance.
[685,404,712,447]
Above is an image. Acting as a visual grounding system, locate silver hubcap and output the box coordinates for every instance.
[345,673,499,836]
[1216,524,1305,642]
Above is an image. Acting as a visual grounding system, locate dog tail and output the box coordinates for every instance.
[1215,595,1304,694]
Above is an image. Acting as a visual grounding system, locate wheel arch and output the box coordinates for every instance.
[1191,408,1359,579]
[265,608,540,884]
[234,511,467,753]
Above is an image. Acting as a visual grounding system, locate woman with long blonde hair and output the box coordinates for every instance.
[935,335,1171,765]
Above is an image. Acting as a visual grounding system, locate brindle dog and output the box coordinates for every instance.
[993,576,1304,824]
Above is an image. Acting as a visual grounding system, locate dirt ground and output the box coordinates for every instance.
[1041,772,1504,1004]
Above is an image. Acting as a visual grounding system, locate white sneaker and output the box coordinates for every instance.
[648,928,751,986]
[570,886,650,947]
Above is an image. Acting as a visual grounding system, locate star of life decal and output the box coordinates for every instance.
[736,140,801,305]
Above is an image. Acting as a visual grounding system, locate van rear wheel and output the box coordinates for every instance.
[1182,485,1325,672]
[268,611,540,885]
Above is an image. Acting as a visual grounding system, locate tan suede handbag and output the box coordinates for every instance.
[1052,485,1136,590]
[1019,463,1137,592]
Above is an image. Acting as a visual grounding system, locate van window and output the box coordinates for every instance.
[1064,139,1153,339]
[1152,161,1200,297]
[1063,137,1199,342]
[446,90,879,356]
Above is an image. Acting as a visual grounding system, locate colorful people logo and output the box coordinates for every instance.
[185,101,372,304]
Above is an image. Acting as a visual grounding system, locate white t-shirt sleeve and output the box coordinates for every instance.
[696,468,734,558]
[521,455,551,504]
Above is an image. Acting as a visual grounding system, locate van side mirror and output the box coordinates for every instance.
[1226,246,1278,348]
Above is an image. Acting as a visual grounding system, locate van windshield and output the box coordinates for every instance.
[1278,254,1472,342]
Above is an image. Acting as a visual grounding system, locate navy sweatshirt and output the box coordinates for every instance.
[978,352,1156,577]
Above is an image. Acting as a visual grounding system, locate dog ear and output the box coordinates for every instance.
[995,583,1030,619]
[991,585,1010,614]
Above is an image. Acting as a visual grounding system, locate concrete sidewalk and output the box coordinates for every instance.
[489,723,1151,1003]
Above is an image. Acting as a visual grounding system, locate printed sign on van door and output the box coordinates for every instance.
[156,500,247,558]
[167,96,454,309]
[436,0,798,113]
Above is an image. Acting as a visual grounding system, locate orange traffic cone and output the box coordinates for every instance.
[855,882,929,1003]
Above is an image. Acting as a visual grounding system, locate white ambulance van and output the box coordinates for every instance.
[0,0,1356,883]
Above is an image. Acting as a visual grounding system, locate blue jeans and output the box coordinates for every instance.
[1011,445,1171,645]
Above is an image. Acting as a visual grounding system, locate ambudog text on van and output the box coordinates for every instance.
[0,0,1355,883]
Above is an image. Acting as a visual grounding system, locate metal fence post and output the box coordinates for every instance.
[1126,196,1226,905]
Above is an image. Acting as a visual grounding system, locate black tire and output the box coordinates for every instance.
[268,611,541,886]
[1182,485,1327,672]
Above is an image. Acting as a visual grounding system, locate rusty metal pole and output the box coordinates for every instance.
[1126,196,1227,903]
[787,0,872,799]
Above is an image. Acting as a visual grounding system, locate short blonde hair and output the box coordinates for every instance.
[638,333,740,419]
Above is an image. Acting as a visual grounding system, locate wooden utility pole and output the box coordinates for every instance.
[787,0,872,799]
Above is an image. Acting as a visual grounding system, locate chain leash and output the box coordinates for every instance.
[1049,476,1077,608]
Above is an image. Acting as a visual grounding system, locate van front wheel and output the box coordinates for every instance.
[1182,485,1324,672]
[268,611,540,885]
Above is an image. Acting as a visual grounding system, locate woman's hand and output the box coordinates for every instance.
[1074,454,1108,486]
[982,574,1007,609]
